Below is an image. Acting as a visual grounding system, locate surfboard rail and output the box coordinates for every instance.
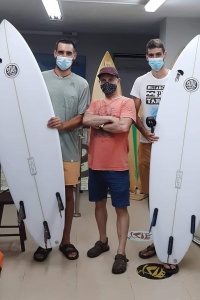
[0,19,65,248]
[149,34,200,264]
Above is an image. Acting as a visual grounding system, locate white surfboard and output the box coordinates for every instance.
[149,35,200,265]
[0,20,65,249]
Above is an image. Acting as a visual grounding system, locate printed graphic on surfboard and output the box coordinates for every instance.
[0,20,65,249]
[149,35,200,265]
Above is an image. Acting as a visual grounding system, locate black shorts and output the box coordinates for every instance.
[88,169,130,208]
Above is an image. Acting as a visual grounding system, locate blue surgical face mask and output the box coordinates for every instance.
[148,58,164,72]
[56,56,73,71]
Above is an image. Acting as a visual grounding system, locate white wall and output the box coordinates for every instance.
[2,15,200,97]
[160,17,200,68]
[23,19,200,98]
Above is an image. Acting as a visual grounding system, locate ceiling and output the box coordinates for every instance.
[0,0,200,35]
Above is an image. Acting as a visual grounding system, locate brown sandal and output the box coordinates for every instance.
[87,238,109,258]
[139,244,156,259]
[112,254,129,274]
[59,244,79,260]
[163,264,179,275]
[33,246,52,262]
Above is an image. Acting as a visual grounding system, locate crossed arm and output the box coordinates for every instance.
[82,112,133,133]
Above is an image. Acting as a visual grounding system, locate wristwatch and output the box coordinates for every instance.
[99,124,105,130]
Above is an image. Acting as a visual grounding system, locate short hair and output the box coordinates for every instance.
[54,38,76,52]
[146,38,165,54]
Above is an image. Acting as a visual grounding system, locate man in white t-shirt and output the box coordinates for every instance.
[130,39,179,275]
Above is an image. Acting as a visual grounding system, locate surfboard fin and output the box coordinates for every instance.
[18,201,26,225]
[146,117,156,134]
[56,192,64,217]
[149,208,158,232]
[43,221,51,249]
[167,236,174,255]
[191,215,196,236]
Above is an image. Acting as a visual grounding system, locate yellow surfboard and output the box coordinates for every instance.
[91,51,122,100]
[91,51,144,200]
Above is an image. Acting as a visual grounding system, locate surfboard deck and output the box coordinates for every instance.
[92,51,141,198]
[0,20,65,248]
[149,35,200,264]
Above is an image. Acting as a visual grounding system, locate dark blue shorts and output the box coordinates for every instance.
[88,169,130,208]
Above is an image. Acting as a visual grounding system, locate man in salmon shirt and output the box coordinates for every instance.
[83,66,136,274]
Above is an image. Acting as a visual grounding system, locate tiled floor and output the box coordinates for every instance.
[1,192,200,300]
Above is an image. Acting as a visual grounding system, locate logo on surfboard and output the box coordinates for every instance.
[184,77,199,92]
[4,63,19,78]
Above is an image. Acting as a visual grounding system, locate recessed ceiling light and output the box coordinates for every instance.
[62,0,141,4]
[145,0,167,12]
[41,0,62,20]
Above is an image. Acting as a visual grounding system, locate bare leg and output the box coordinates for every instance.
[115,207,129,255]
[95,199,107,243]
[60,185,77,258]
[87,199,109,258]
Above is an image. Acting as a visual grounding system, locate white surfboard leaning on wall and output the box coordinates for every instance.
[149,35,200,265]
[0,20,65,249]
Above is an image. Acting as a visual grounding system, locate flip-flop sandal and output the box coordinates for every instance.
[139,244,156,259]
[163,264,179,275]
[112,254,129,274]
[59,243,79,260]
[87,239,110,258]
[33,246,52,262]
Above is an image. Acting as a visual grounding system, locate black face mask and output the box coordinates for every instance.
[100,82,117,95]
